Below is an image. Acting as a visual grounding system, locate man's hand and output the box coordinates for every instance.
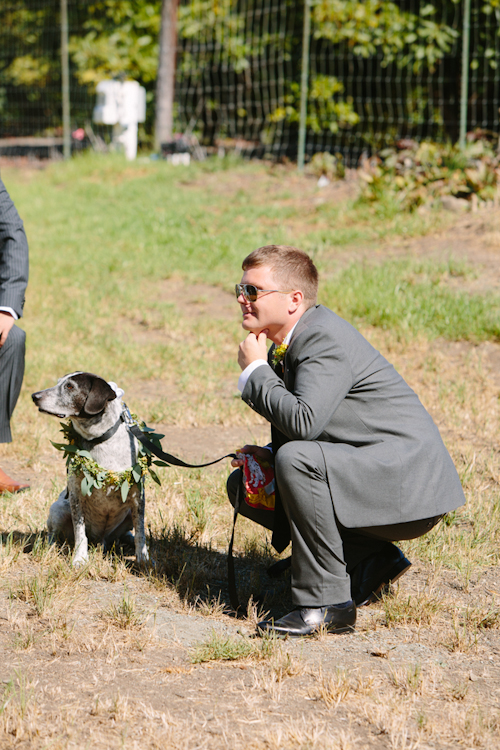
[238,330,268,371]
[231,444,273,468]
[0,312,15,347]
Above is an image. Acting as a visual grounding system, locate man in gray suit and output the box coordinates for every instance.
[0,177,29,493]
[228,245,465,637]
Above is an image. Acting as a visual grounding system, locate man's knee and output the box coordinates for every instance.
[275,441,325,482]
[275,441,302,475]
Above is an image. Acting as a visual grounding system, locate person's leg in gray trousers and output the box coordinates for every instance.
[228,440,444,608]
[0,325,25,443]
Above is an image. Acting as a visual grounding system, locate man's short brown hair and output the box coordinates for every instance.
[242,245,318,307]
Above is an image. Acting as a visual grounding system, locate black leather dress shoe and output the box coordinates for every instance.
[256,601,356,637]
[350,542,411,607]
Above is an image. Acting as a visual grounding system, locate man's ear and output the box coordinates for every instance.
[83,376,117,415]
[289,289,304,312]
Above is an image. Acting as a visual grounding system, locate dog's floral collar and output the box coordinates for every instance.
[272,342,288,367]
[52,419,163,502]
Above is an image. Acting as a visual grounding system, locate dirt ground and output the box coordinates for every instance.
[1,162,500,748]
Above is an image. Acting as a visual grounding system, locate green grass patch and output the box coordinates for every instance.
[190,628,281,663]
[322,258,500,342]
[190,630,255,663]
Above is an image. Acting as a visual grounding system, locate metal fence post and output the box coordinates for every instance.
[459,0,471,148]
[61,0,71,159]
[297,0,311,172]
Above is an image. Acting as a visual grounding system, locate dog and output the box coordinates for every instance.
[32,372,149,567]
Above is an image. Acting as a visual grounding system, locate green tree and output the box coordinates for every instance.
[0,1,61,135]
[311,0,458,72]
[69,1,161,84]
[2,0,499,149]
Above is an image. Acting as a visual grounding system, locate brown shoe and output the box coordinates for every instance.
[0,467,30,494]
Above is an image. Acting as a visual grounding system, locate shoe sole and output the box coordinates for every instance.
[357,558,412,607]
[257,624,356,638]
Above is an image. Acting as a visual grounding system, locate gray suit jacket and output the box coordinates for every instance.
[0,178,29,318]
[242,305,465,531]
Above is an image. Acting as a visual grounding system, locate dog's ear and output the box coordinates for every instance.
[83,376,117,415]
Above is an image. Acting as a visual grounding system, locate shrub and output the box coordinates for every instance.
[358,135,500,210]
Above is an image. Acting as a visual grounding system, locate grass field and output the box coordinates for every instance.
[0,154,499,748]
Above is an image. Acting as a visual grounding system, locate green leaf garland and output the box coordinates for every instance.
[51,417,165,502]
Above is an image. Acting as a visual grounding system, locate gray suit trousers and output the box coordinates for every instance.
[0,325,25,443]
[228,440,444,607]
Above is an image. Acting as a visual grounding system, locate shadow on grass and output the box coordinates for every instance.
[147,525,293,620]
[0,527,293,621]
[0,529,56,553]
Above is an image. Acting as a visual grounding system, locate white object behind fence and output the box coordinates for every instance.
[93,80,146,160]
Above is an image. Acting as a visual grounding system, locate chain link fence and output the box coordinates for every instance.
[1,0,499,164]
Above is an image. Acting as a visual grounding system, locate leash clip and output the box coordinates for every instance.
[121,403,137,428]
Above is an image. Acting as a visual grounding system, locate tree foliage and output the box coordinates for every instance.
[1,0,499,143]
[177,0,256,74]
[69,1,161,84]
[0,3,58,91]
[0,2,62,134]
[268,76,360,134]
[311,0,458,72]
[66,0,464,137]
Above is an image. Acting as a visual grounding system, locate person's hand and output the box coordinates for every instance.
[0,312,15,347]
[238,330,268,371]
[231,444,273,468]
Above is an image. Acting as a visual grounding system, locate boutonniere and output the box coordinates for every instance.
[272,341,288,366]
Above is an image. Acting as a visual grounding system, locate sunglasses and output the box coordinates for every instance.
[235,283,292,302]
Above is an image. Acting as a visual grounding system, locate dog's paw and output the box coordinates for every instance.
[72,553,89,568]
[136,547,149,567]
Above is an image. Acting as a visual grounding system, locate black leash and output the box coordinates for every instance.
[122,407,242,611]
[121,405,237,469]
[226,474,243,612]
[127,421,237,469]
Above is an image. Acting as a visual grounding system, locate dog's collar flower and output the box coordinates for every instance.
[272,342,288,366]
